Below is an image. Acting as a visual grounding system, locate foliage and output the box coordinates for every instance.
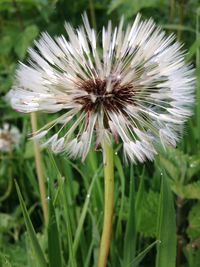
[187,202,200,241]
[137,190,159,237]
[0,0,200,267]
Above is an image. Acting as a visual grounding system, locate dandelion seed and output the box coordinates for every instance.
[7,13,195,162]
[0,123,21,152]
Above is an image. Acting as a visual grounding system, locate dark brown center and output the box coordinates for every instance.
[75,78,135,113]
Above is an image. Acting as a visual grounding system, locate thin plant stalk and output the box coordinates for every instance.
[177,0,185,41]
[98,141,114,267]
[196,9,200,134]
[14,0,48,225]
[30,112,48,224]
[170,0,175,23]
[89,0,96,30]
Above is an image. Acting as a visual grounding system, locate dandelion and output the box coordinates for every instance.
[6,13,195,267]
[0,123,21,152]
[7,13,195,163]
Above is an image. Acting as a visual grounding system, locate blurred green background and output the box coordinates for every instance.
[0,0,200,267]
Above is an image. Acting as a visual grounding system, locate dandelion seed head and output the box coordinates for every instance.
[6,13,195,162]
[0,123,21,152]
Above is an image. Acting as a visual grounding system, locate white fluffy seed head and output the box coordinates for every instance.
[6,13,195,162]
[0,123,21,152]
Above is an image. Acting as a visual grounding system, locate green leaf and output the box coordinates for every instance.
[159,154,179,180]
[159,147,200,183]
[137,190,160,237]
[48,187,62,267]
[187,202,200,240]
[156,175,176,267]
[158,148,189,181]
[172,181,200,200]
[186,37,200,62]
[0,240,27,267]
[0,213,15,231]
[14,25,39,60]
[187,157,200,179]
[15,181,47,267]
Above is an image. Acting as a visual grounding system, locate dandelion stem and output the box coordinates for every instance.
[30,112,48,224]
[98,141,114,267]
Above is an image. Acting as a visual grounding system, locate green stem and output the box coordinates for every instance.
[196,9,200,135]
[98,142,114,267]
[170,0,175,22]
[89,0,97,30]
[177,0,185,41]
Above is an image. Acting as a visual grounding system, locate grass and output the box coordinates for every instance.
[0,1,200,267]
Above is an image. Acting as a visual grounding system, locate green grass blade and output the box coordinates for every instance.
[135,169,145,229]
[130,240,159,266]
[115,155,126,239]
[185,37,200,62]
[123,165,136,267]
[48,186,62,267]
[162,24,195,33]
[61,179,77,267]
[84,210,100,267]
[156,174,176,267]
[73,165,102,254]
[15,181,47,267]
[47,151,77,267]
